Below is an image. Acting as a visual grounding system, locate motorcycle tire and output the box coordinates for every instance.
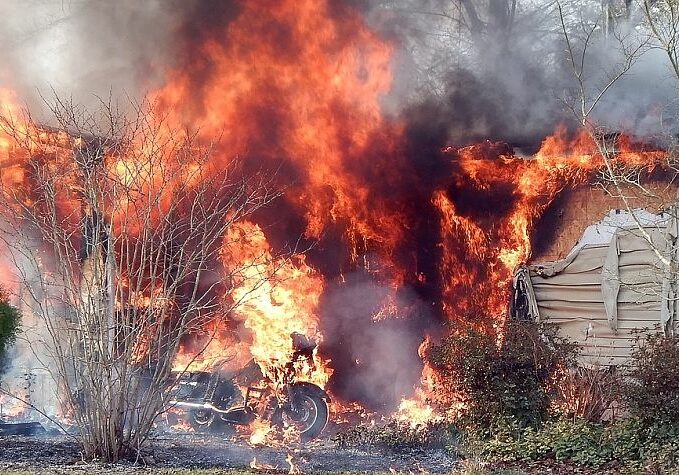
[189,408,215,431]
[281,391,329,441]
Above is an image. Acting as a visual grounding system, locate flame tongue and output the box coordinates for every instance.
[396,132,666,424]
[154,0,406,279]
[225,222,330,387]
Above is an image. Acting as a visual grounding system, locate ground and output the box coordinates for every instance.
[0,433,633,474]
[0,433,458,474]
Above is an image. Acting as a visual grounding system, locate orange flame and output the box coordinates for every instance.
[0,0,671,435]
[224,221,331,388]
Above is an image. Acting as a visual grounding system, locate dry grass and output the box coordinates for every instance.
[0,468,528,475]
[554,367,619,422]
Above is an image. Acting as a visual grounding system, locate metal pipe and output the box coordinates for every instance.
[169,400,242,415]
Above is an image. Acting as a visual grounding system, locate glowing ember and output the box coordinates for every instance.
[172,328,250,373]
[250,457,277,471]
[286,452,301,475]
[248,418,276,446]
[169,418,194,432]
[395,397,436,427]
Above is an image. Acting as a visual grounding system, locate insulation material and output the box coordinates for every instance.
[517,208,676,366]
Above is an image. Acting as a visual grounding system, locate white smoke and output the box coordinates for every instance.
[0,0,177,117]
[0,225,61,423]
[367,0,679,145]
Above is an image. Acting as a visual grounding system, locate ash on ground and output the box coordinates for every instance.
[0,433,458,473]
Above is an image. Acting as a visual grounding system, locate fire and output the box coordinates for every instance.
[0,88,30,195]
[286,452,301,475]
[242,415,302,447]
[434,128,665,324]
[396,129,665,425]
[0,88,17,154]
[224,221,331,388]
[395,398,436,428]
[0,0,672,438]
[152,0,407,285]
[248,418,275,446]
[0,394,29,421]
[395,338,448,426]
[250,456,277,471]
[172,323,250,373]
[169,418,194,433]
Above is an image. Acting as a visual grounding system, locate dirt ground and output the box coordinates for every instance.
[0,433,459,474]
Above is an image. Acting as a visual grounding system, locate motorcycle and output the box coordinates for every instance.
[167,333,330,441]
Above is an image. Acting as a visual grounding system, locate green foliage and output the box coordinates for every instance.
[427,321,577,434]
[475,417,679,471]
[490,420,605,465]
[622,333,679,425]
[447,329,679,471]
[0,285,20,370]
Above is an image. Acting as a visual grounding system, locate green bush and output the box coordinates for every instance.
[477,420,604,465]
[427,321,577,435]
[622,333,679,425]
[0,285,20,371]
[476,417,679,471]
[454,330,679,471]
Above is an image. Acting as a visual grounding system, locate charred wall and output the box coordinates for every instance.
[532,180,678,263]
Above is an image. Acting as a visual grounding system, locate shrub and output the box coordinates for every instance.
[454,330,679,472]
[477,417,679,471]
[553,366,620,422]
[477,419,607,465]
[0,285,20,372]
[622,333,679,425]
[426,320,577,434]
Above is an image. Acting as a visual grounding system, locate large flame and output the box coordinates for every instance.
[397,130,664,423]
[152,0,409,282]
[224,221,331,388]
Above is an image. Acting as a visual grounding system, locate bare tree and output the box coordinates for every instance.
[555,1,679,341]
[0,96,280,461]
[643,0,679,80]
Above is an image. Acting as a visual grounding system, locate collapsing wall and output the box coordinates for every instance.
[514,183,679,366]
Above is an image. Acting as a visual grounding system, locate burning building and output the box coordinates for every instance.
[0,0,676,444]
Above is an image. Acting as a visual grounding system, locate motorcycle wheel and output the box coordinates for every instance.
[189,408,215,430]
[282,393,329,441]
